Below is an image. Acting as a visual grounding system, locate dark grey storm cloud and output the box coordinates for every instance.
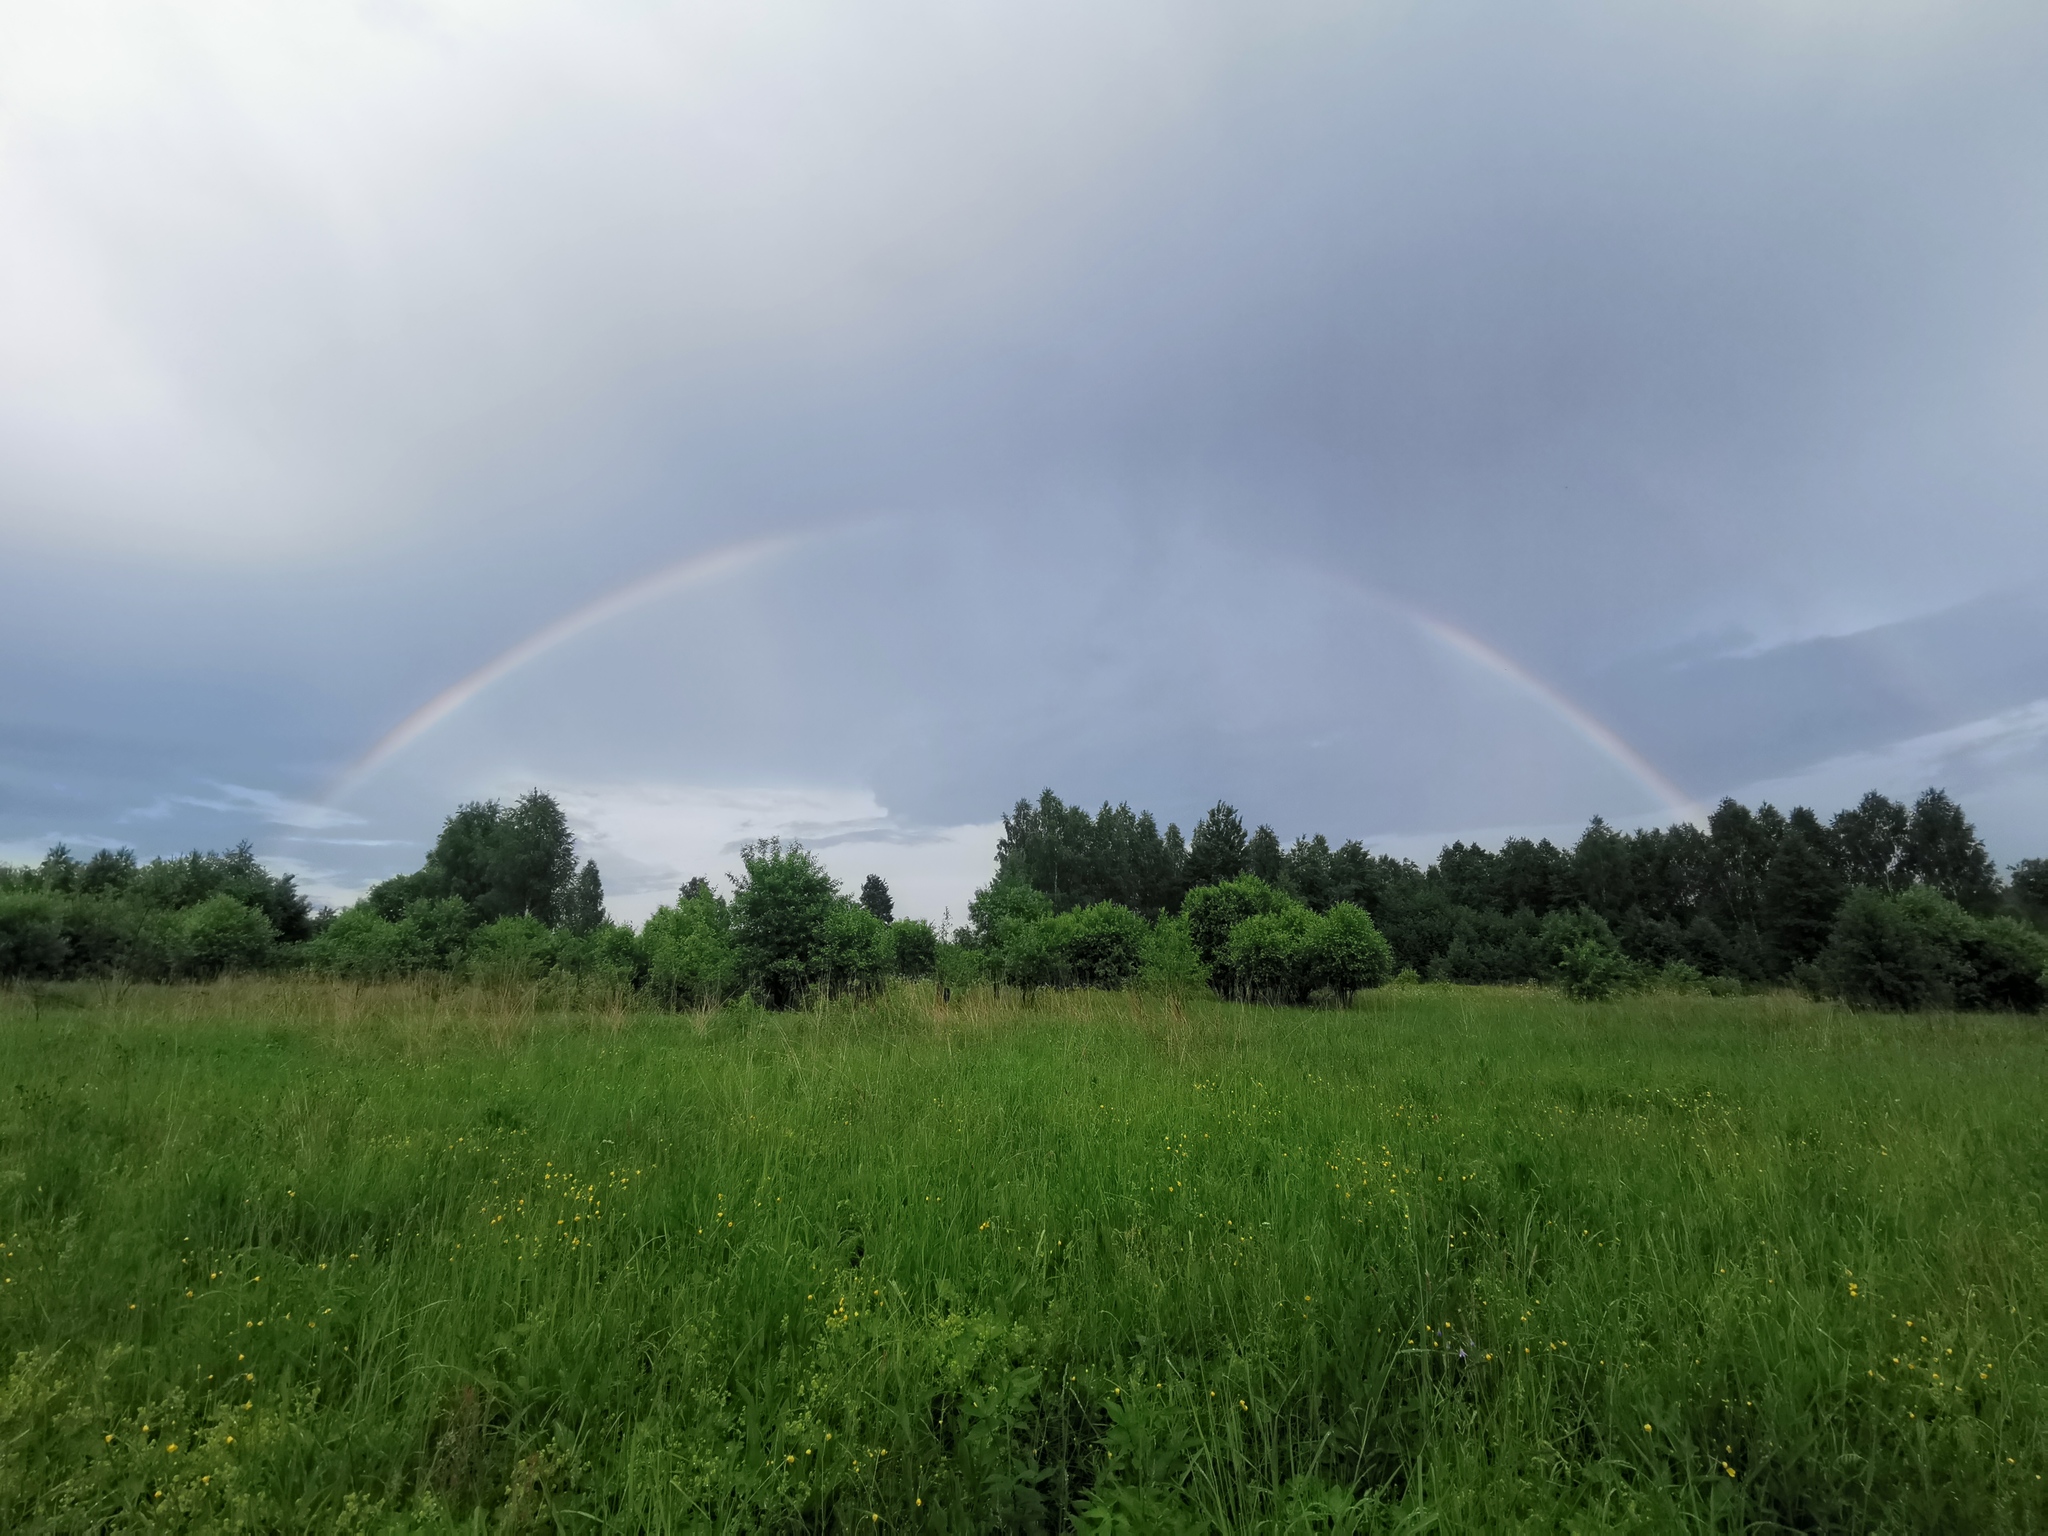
[4,1,2046,916]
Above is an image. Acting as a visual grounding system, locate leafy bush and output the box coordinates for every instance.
[1223,907,1314,1001]
[933,937,984,992]
[819,902,891,999]
[1182,876,1288,970]
[1215,900,1394,1004]
[1820,887,2047,1012]
[1062,902,1149,989]
[643,890,738,1009]
[1429,908,1543,984]
[0,893,69,980]
[967,877,1052,949]
[1137,914,1208,993]
[551,922,647,990]
[304,907,433,980]
[990,915,1064,993]
[467,916,556,985]
[890,919,938,979]
[1965,916,2048,1012]
[730,841,839,1009]
[1305,902,1395,996]
[1540,908,1636,1001]
[176,894,278,978]
[130,844,312,942]
[1819,887,1967,1012]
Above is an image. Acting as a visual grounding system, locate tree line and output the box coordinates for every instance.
[3,784,2044,1013]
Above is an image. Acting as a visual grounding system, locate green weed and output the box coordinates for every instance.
[0,978,2043,1530]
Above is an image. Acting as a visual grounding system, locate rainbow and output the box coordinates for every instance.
[325,523,1702,827]
[1381,600,1704,825]
[325,531,806,802]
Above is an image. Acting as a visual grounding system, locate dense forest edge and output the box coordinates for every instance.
[4,785,2046,1014]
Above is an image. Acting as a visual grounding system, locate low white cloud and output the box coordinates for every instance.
[123,783,367,831]
[551,782,998,927]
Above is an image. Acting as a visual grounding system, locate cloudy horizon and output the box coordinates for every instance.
[6,0,2047,923]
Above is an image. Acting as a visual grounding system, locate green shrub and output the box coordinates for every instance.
[1181,876,1287,970]
[819,902,892,999]
[1063,902,1149,989]
[933,937,983,992]
[176,894,278,979]
[0,893,68,980]
[1306,902,1395,997]
[730,841,839,1009]
[967,877,1052,948]
[304,907,432,980]
[1540,908,1636,1001]
[1137,914,1209,993]
[466,915,556,985]
[405,897,478,968]
[1960,915,2048,1012]
[552,922,647,990]
[1223,906,1315,1001]
[992,915,1065,993]
[643,891,738,1009]
[890,919,938,979]
[1820,887,1968,1012]
[1820,887,2047,1012]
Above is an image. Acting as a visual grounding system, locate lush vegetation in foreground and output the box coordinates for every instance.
[3,980,2045,1531]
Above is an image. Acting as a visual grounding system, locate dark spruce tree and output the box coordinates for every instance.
[859,874,894,923]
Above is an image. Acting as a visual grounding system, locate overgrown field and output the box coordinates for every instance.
[2,981,2044,1532]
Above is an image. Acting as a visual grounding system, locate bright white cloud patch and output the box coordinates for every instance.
[551,782,998,928]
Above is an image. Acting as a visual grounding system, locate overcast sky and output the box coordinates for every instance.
[5,0,2046,923]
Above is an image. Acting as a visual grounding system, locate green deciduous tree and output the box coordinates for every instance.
[1245,824,1284,885]
[466,915,557,985]
[558,860,607,935]
[729,839,839,1008]
[0,893,69,979]
[2011,858,2048,926]
[378,791,583,927]
[1760,817,1845,970]
[1183,803,1248,890]
[1832,792,1911,894]
[1138,914,1208,992]
[1905,789,2000,913]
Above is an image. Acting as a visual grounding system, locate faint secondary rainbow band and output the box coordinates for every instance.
[325,532,805,803]
[327,522,1701,828]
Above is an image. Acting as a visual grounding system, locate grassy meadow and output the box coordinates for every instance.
[1,979,2044,1532]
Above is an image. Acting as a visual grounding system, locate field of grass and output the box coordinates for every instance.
[2,979,2045,1533]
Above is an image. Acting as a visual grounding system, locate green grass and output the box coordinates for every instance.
[2,979,2045,1532]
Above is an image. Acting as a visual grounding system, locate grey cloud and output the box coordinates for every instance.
[3,1,2047,903]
